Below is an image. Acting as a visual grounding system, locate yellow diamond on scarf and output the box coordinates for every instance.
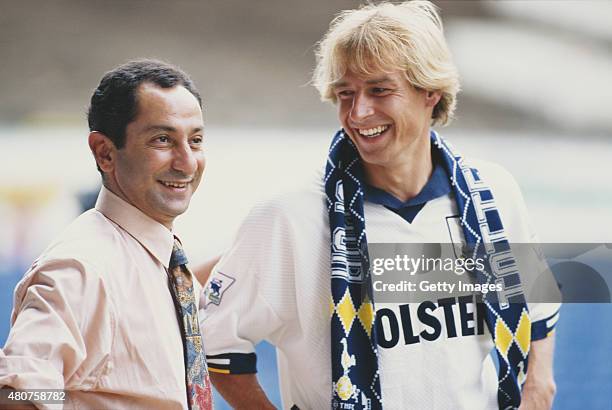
[514,310,531,357]
[495,318,513,358]
[336,290,357,336]
[357,298,374,337]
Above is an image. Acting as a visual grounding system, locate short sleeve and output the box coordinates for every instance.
[200,200,298,374]
[0,258,114,392]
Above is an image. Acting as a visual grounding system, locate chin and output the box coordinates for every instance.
[356,150,388,166]
[166,204,190,218]
[151,201,190,221]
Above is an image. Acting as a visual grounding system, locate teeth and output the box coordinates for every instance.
[161,181,188,188]
[357,125,389,137]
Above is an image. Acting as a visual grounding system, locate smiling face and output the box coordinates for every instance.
[104,83,205,228]
[333,69,439,173]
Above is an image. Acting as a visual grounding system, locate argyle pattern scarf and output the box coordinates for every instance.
[325,129,531,410]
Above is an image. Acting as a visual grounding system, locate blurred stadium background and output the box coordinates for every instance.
[1,1,610,408]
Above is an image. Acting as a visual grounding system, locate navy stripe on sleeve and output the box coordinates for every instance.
[531,309,560,341]
[206,352,257,374]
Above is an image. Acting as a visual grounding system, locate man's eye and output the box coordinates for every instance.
[337,90,354,99]
[191,136,204,146]
[371,87,389,94]
[153,135,170,144]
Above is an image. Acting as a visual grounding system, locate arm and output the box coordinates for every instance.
[0,259,111,397]
[193,255,221,286]
[519,334,556,410]
[210,373,275,409]
[201,201,296,409]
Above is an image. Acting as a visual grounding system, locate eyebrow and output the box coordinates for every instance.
[145,125,203,133]
[365,77,394,85]
[332,77,396,88]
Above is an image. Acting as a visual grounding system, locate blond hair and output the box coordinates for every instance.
[313,1,460,126]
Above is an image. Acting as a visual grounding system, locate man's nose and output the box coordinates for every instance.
[350,94,375,122]
[172,141,198,175]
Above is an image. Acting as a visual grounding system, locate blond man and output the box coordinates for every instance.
[201,2,559,409]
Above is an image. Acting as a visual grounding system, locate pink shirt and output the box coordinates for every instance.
[0,186,199,409]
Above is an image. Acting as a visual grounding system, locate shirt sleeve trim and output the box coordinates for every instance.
[531,308,560,341]
[206,352,257,374]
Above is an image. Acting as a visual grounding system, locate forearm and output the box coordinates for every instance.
[210,373,275,409]
[520,334,557,409]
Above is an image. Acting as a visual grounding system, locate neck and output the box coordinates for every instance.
[102,180,174,230]
[364,135,433,203]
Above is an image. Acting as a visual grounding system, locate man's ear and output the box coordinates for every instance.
[88,131,116,174]
[425,90,441,108]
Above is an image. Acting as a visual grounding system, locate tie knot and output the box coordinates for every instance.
[169,238,189,269]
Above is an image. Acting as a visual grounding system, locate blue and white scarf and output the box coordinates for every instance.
[325,129,531,410]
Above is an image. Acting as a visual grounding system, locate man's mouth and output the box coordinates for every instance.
[356,125,390,138]
[159,180,191,189]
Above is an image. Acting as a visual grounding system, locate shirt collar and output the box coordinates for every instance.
[95,186,175,268]
[364,147,451,210]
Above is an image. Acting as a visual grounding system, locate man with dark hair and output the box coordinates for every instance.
[0,59,212,410]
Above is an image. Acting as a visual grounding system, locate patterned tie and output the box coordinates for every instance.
[168,238,213,410]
